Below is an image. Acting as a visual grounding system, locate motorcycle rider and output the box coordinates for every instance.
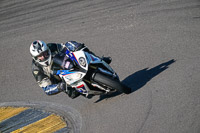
[30,40,112,99]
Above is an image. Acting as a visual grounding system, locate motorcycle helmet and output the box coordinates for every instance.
[30,40,51,66]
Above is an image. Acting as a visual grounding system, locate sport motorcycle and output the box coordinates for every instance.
[54,43,131,98]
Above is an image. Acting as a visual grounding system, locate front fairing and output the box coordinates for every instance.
[56,49,88,85]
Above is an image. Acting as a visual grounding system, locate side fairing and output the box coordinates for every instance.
[85,52,115,73]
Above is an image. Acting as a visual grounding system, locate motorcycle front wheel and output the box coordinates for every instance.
[93,72,131,94]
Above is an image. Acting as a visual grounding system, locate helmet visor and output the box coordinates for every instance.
[34,50,50,62]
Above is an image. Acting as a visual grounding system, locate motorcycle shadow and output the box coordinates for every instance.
[95,59,176,103]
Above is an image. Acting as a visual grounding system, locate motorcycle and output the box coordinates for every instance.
[55,42,131,98]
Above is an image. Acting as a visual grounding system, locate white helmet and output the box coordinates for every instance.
[30,40,51,66]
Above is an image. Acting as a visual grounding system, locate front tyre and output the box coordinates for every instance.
[93,72,131,94]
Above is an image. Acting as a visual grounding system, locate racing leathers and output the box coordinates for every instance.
[31,42,80,98]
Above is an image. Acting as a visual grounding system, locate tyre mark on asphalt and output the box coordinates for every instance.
[137,90,153,133]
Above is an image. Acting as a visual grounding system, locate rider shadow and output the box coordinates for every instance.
[95,59,176,103]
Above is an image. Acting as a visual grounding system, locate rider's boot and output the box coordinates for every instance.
[66,87,80,99]
[102,56,112,64]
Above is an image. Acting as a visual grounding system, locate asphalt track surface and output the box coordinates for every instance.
[0,0,200,133]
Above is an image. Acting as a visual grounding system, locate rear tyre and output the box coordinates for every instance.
[93,72,131,94]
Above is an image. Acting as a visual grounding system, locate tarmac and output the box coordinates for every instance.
[0,0,200,133]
